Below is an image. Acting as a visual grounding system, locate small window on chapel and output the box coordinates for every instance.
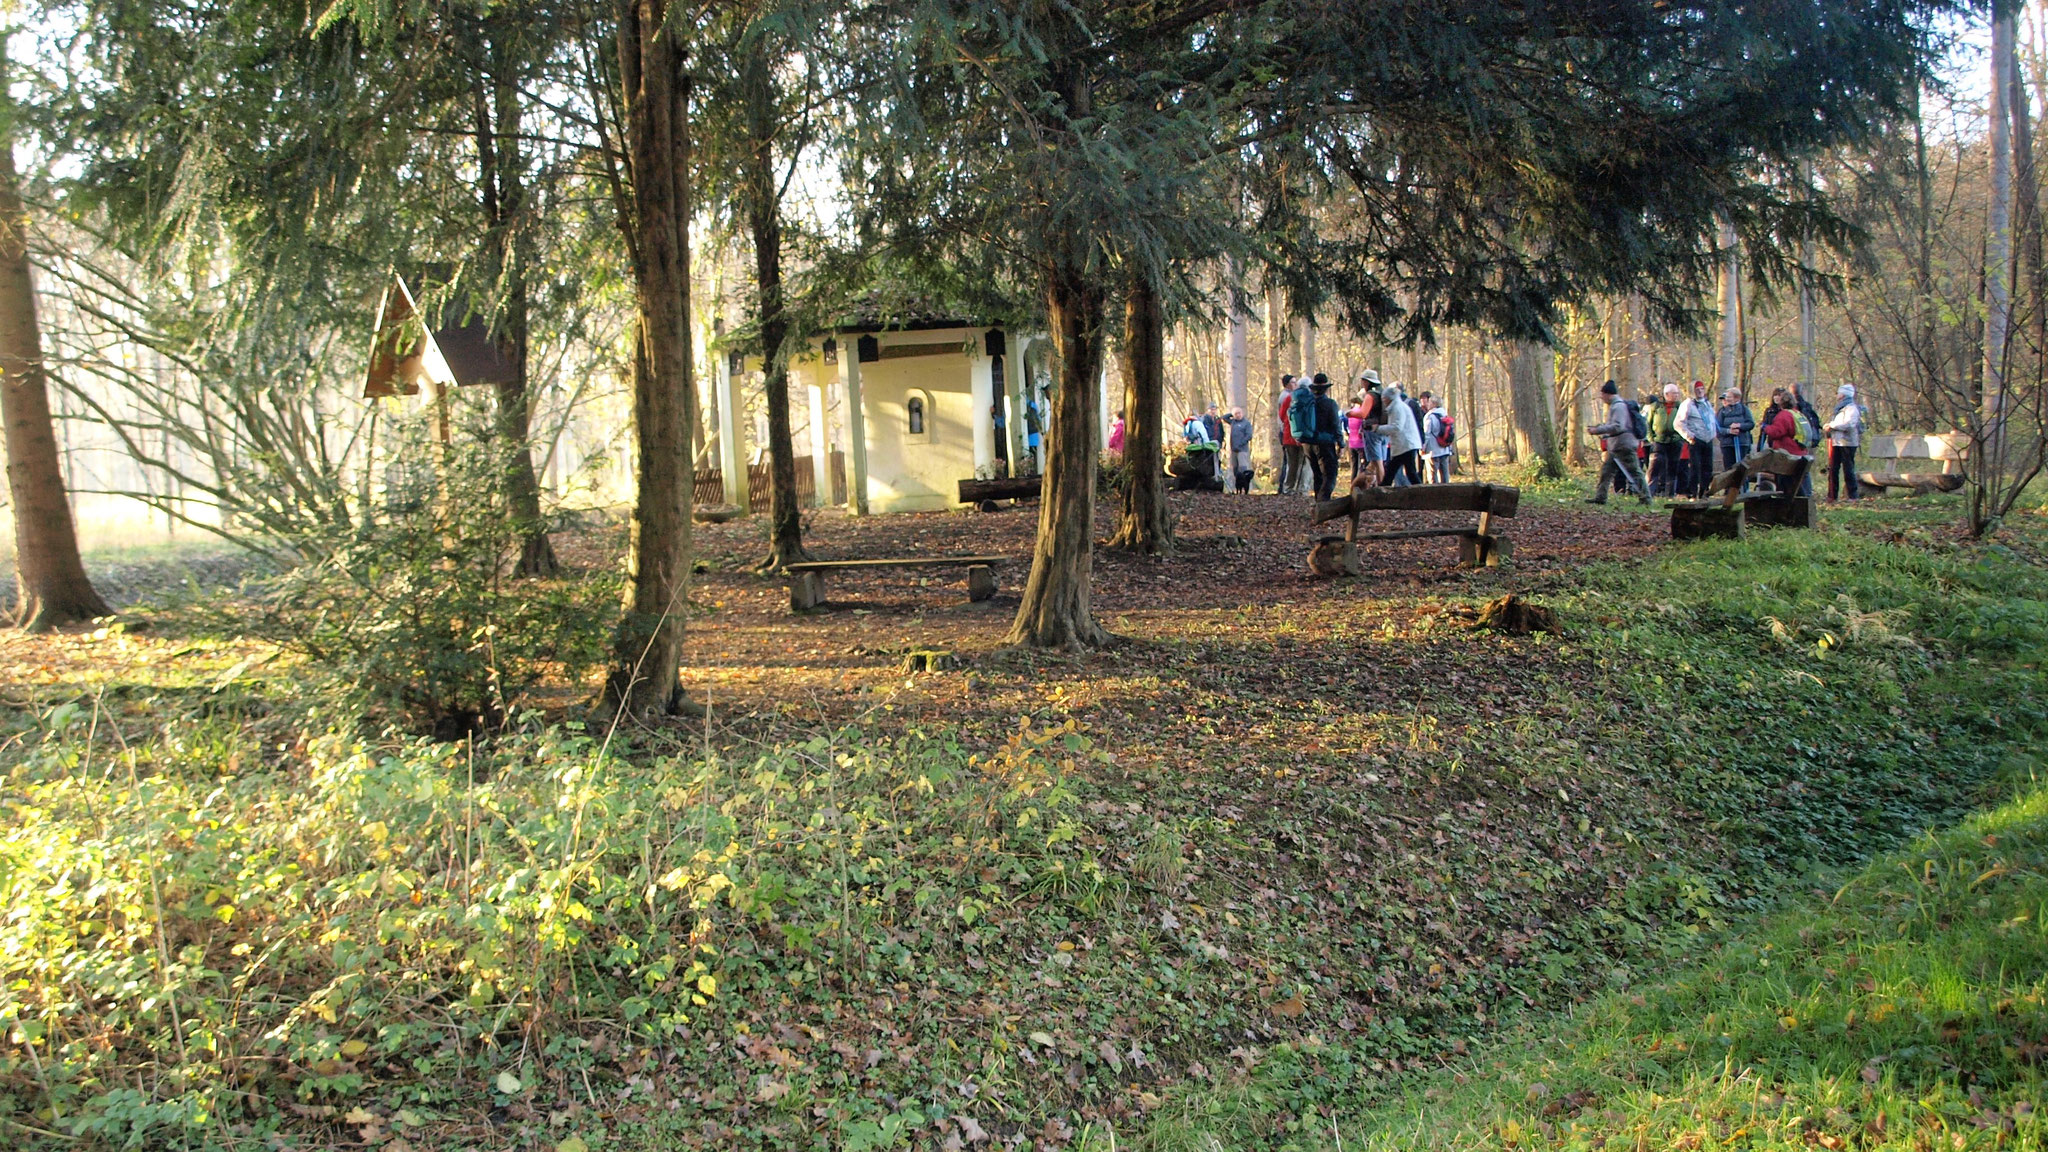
[907,395,926,435]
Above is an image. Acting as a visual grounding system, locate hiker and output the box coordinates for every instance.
[1347,384,1380,484]
[1677,379,1721,498]
[1291,372,1344,501]
[1202,403,1227,484]
[1759,388,1815,498]
[1790,384,1825,455]
[1646,383,1684,497]
[1586,380,1650,504]
[1716,388,1755,478]
[1825,384,1864,502]
[1380,381,1423,486]
[1276,374,1306,495]
[1024,399,1044,475]
[1421,394,1454,484]
[1227,406,1256,493]
[1108,410,1126,457]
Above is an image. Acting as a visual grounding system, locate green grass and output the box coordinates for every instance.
[1,505,2044,1150]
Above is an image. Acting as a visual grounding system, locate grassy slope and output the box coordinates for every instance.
[1133,767,2048,1152]
[0,492,2042,1151]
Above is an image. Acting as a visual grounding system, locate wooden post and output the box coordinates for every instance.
[966,564,997,602]
[839,334,870,515]
[716,344,748,511]
[806,360,831,506]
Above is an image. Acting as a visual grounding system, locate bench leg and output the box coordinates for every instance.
[789,571,825,612]
[1307,539,1361,577]
[966,564,997,602]
[1459,533,1510,568]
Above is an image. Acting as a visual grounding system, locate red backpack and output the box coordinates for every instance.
[1435,415,1456,448]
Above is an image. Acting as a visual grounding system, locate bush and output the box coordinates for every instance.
[216,438,618,734]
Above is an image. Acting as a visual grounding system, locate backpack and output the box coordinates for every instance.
[1183,418,1210,448]
[1288,384,1321,442]
[1623,400,1647,440]
[1435,414,1456,448]
[1792,410,1818,447]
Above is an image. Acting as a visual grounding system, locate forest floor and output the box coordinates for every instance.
[0,475,2043,1152]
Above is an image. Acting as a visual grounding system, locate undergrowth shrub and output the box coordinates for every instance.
[0,713,1109,1148]
[210,436,618,735]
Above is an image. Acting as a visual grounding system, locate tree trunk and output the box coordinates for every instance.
[605,0,696,714]
[1007,259,1112,649]
[742,34,807,571]
[0,123,107,630]
[475,49,558,577]
[1716,217,1742,401]
[1225,256,1248,414]
[2013,33,2046,378]
[1109,274,1171,554]
[1463,348,1480,467]
[1507,340,1565,479]
[1981,7,2016,536]
[1263,284,1284,471]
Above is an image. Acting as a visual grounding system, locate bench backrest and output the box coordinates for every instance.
[1862,433,1968,461]
[1345,483,1520,516]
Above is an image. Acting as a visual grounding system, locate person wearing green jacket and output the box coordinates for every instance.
[1645,383,1684,497]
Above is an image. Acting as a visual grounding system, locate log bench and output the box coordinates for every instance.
[957,476,1042,504]
[1667,448,1815,538]
[784,555,1012,612]
[1308,482,1520,575]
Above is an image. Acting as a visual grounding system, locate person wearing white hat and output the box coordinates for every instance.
[1824,383,1865,501]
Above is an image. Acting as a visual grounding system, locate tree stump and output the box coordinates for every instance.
[1670,501,1743,540]
[966,564,998,602]
[1308,537,1362,577]
[789,572,825,612]
[902,650,958,672]
[1470,594,1555,634]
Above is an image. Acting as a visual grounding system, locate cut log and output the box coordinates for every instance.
[1169,453,1224,491]
[957,476,1042,503]
[1742,493,1816,528]
[1313,482,1518,524]
[1670,501,1743,540]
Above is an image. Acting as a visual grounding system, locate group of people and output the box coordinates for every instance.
[1155,404,1259,492]
[1277,370,1456,501]
[1585,377,1867,505]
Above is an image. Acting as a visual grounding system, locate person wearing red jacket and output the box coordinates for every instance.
[1759,387,1815,497]
[1760,388,1811,456]
[1276,374,1306,495]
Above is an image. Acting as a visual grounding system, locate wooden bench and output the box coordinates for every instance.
[784,555,1012,612]
[1308,482,1520,575]
[1667,448,1814,538]
[1862,432,1967,475]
